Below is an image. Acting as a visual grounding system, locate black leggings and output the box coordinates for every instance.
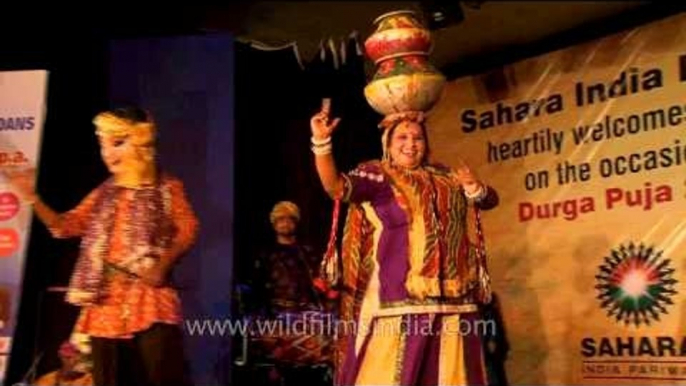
[90,323,191,386]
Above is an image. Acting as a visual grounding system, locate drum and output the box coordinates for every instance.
[249,311,336,366]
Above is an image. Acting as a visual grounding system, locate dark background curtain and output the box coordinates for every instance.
[233,36,381,286]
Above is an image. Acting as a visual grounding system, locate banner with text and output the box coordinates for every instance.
[429,13,686,385]
[0,70,48,385]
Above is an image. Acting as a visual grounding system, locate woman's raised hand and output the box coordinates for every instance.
[310,98,341,140]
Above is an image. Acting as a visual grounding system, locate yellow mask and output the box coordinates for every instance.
[93,111,157,188]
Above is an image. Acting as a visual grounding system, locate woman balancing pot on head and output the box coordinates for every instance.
[5,107,199,386]
[310,98,499,386]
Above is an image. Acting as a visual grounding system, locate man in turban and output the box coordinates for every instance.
[243,201,334,386]
[253,201,322,314]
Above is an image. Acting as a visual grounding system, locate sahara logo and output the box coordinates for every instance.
[595,242,678,327]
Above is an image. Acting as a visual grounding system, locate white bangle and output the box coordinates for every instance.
[465,184,487,200]
[311,143,332,155]
[311,136,332,146]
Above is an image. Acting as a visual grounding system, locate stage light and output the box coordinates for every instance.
[420,0,465,30]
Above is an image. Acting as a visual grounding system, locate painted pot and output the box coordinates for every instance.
[364,11,445,116]
[364,10,432,65]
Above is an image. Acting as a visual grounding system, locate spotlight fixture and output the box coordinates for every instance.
[420,0,465,30]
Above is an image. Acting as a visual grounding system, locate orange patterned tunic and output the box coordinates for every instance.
[48,174,198,339]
